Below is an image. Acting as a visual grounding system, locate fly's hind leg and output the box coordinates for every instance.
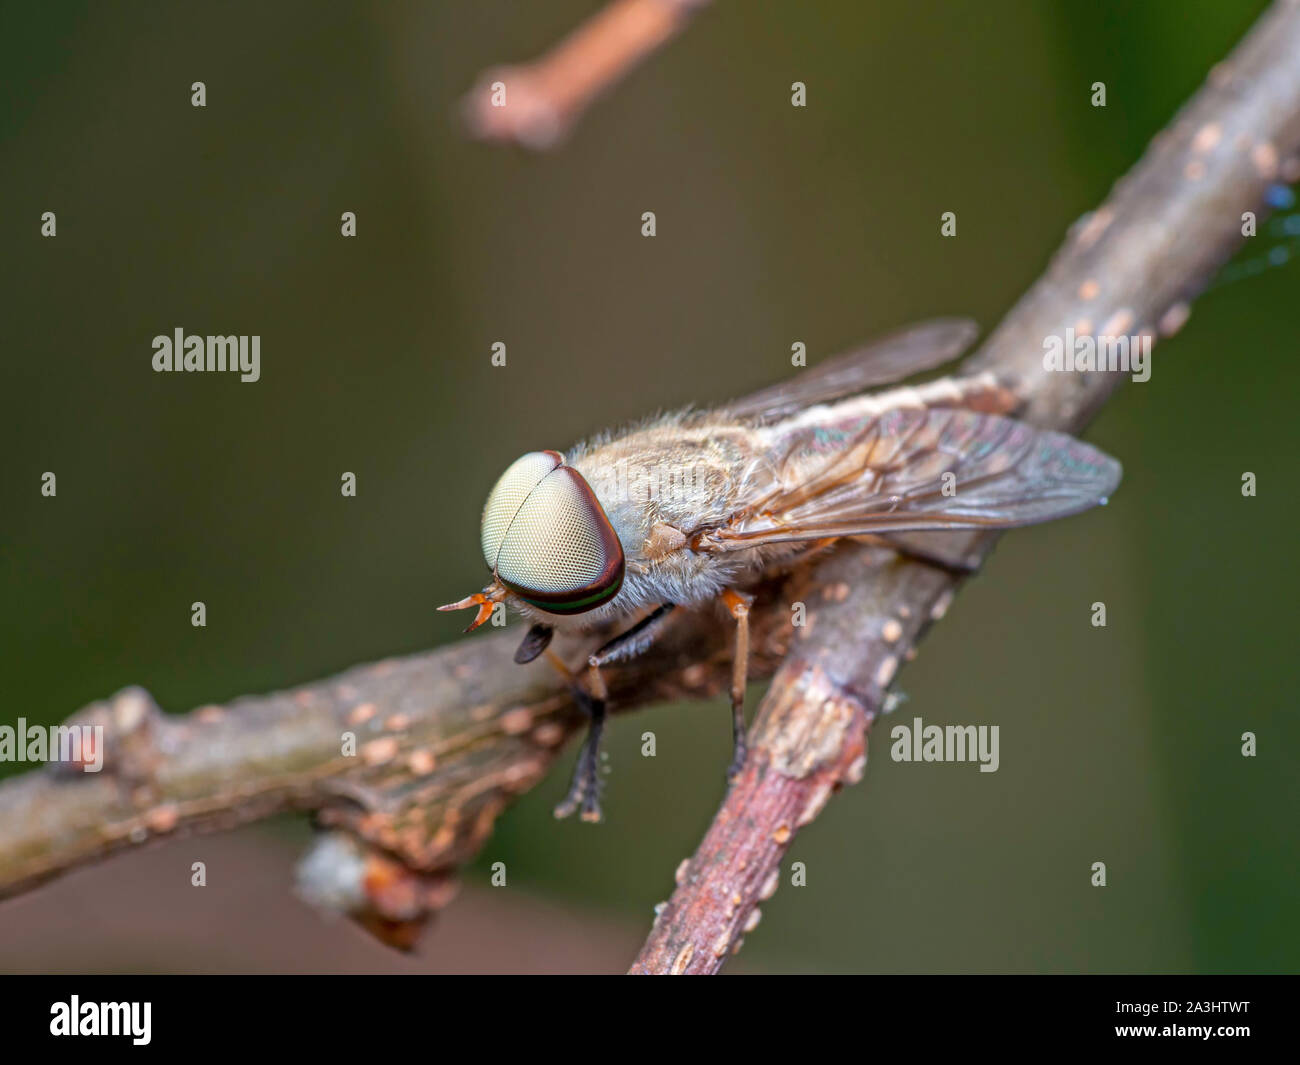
[551,603,676,823]
[721,589,753,782]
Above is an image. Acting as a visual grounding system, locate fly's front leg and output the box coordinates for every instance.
[552,603,676,823]
[552,665,608,823]
[514,623,554,664]
[720,588,753,782]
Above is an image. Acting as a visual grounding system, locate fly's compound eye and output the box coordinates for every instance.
[480,451,564,570]
[493,466,624,615]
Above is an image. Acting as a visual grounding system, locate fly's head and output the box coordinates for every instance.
[439,450,626,632]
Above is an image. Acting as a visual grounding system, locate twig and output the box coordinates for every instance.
[629,547,949,972]
[630,0,1300,973]
[460,0,709,149]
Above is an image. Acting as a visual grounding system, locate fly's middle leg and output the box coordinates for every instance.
[551,603,676,823]
[721,588,754,782]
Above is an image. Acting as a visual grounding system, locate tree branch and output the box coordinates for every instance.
[0,567,803,942]
[630,0,1300,973]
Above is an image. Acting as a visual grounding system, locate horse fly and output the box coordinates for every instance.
[440,320,1121,821]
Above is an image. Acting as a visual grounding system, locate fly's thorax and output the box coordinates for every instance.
[569,422,758,561]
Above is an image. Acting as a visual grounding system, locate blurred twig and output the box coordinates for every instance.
[460,0,709,148]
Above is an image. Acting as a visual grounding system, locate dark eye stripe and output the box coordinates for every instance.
[515,572,624,615]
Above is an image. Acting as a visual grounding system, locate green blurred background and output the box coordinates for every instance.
[1,0,1296,973]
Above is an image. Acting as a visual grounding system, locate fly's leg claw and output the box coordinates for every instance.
[554,748,603,823]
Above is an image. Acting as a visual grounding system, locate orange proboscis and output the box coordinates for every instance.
[437,582,506,632]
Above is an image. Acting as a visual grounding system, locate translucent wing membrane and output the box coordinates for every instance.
[723,318,978,424]
[694,407,1121,550]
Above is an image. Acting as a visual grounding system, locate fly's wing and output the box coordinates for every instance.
[723,318,979,424]
[692,406,1121,551]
